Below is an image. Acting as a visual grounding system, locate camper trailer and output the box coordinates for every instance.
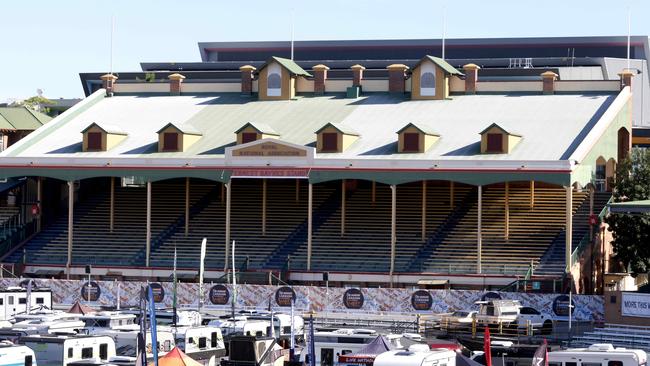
[0,340,37,366]
[22,334,116,366]
[220,336,286,366]
[373,345,457,366]
[549,344,647,366]
[0,286,52,320]
[474,300,520,326]
[11,311,85,335]
[101,328,175,364]
[161,325,226,366]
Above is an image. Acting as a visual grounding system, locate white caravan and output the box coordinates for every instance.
[22,334,116,366]
[474,300,521,326]
[101,328,175,364]
[159,325,226,366]
[80,312,138,333]
[11,311,85,335]
[210,316,270,338]
[221,336,286,366]
[549,344,648,366]
[374,345,457,366]
[0,340,37,366]
[0,286,52,320]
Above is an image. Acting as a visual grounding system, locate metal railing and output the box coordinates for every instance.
[570,197,612,267]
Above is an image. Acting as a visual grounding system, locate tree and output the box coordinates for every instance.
[604,148,650,274]
[10,95,55,115]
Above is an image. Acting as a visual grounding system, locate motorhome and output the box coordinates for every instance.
[475,300,520,326]
[159,325,226,366]
[0,286,52,320]
[80,312,138,333]
[373,345,457,366]
[10,311,85,335]
[220,336,286,366]
[549,344,648,366]
[100,328,175,364]
[22,334,116,366]
[0,340,36,366]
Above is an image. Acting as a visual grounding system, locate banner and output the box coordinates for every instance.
[622,292,650,318]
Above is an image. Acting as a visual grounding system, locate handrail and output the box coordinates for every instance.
[570,196,612,267]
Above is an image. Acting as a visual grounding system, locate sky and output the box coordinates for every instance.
[0,0,648,101]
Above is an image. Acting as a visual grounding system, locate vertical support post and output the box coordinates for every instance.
[224,182,231,270]
[421,180,427,241]
[505,182,510,239]
[145,181,152,267]
[477,185,482,274]
[450,181,455,209]
[66,181,74,278]
[530,180,535,209]
[371,181,376,204]
[565,186,573,273]
[109,177,114,233]
[185,177,190,237]
[307,183,313,271]
[390,184,397,286]
[295,179,300,202]
[341,180,346,237]
[262,179,267,236]
[221,183,225,204]
[36,177,42,232]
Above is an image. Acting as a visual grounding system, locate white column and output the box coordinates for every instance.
[185,177,190,237]
[145,181,152,267]
[307,183,313,271]
[421,180,427,241]
[565,186,573,274]
[224,182,231,270]
[109,177,115,233]
[340,180,346,237]
[36,177,42,232]
[505,182,510,239]
[477,185,482,274]
[390,184,397,281]
[66,181,74,278]
[262,179,267,236]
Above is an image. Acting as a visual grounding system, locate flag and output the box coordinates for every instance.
[290,297,295,354]
[173,247,178,326]
[25,280,32,314]
[148,286,159,366]
[484,327,492,366]
[531,339,548,366]
[308,314,316,366]
[137,287,147,366]
[199,238,207,310]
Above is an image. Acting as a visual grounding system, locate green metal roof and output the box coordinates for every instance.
[260,56,312,77]
[414,56,463,75]
[234,122,279,135]
[0,107,51,131]
[396,122,439,136]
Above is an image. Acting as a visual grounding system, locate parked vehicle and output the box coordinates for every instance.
[474,300,520,326]
[0,340,37,366]
[373,345,457,366]
[220,335,286,366]
[516,306,553,333]
[442,310,477,329]
[22,334,116,366]
[160,325,226,366]
[549,344,647,366]
[0,286,52,320]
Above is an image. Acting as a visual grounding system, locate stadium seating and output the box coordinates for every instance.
[571,323,650,352]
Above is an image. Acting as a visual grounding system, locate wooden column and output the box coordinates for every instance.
[371,181,376,204]
[109,177,115,233]
[341,180,346,237]
[185,178,190,236]
[295,179,300,202]
[36,177,42,232]
[307,183,313,271]
[530,180,535,209]
[565,186,573,273]
[450,181,455,209]
[505,182,510,239]
[421,181,427,241]
[145,181,152,267]
[390,184,397,283]
[224,182,231,270]
[477,185,482,274]
[262,179,267,236]
[66,181,74,278]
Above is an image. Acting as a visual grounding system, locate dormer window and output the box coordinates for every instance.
[315,123,359,153]
[411,55,463,100]
[396,123,439,153]
[81,122,127,152]
[87,132,102,151]
[486,134,503,153]
[235,122,279,145]
[479,123,521,154]
[257,56,311,100]
[403,133,420,152]
[163,132,179,151]
[156,122,202,153]
[241,133,257,144]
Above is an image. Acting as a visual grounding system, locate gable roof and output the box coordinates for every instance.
[157,122,202,135]
[414,56,463,76]
[259,56,312,77]
[479,123,522,137]
[234,122,279,135]
[81,122,127,135]
[396,122,439,136]
[0,107,51,131]
[315,122,359,136]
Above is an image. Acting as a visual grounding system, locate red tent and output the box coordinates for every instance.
[150,346,202,366]
[67,301,96,315]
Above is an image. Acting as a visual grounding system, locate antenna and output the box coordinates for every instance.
[441,6,446,59]
[290,9,295,60]
[627,6,631,71]
[110,15,115,75]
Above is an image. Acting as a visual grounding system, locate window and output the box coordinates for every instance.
[322,133,338,152]
[198,337,207,349]
[583,363,601,366]
[0,133,4,152]
[164,340,172,352]
[268,73,281,89]
[25,356,32,366]
[67,348,73,358]
[36,297,44,304]
[211,332,218,348]
[608,361,623,366]
[566,362,577,366]
[87,132,102,150]
[163,132,179,151]
[0,298,3,305]
[8,297,13,305]
[100,343,108,360]
[19,298,26,304]
[242,132,257,144]
[520,307,540,315]
[403,133,420,152]
[486,133,503,152]
[549,363,562,366]
[342,350,353,355]
[81,347,93,359]
[421,72,435,88]
[610,295,617,304]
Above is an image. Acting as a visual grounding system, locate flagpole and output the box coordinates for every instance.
[231,240,236,321]
[199,238,207,313]
[173,246,178,328]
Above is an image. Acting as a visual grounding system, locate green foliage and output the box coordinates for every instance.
[604,148,650,273]
[16,95,55,115]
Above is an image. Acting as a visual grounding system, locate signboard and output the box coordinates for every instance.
[622,292,650,318]
[552,294,575,316]
[275,286,296,307]
[147,283,165,303]
[411,290,433,311]
[231,141,307,157]
[343,288,364,309]
[80,281,101,301]
[209,285,230,305]
[231,168,309,178]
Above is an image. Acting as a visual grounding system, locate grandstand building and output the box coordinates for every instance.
[0,38,637,291]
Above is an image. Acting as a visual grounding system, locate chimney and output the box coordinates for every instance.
[168,73,186,96]
[313,64,329,95]
[462,63,480,94]
[239,65,256,95]
[618,70,634,90]
[100,74,118,96]
[387,64,409,94]
[351,64,365,87]
[541,71,558,95]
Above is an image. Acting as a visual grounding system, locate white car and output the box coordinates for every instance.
[443,310,477,329]
[517,306,553,333]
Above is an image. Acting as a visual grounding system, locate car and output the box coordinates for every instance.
[517,306,553,333]
[442,310,477,329]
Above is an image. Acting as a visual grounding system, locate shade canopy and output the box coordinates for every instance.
[150,346,202,366]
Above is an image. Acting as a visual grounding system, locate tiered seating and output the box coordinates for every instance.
[571,324,650,352]
[0,206,20,242]
[6,181,212,266]
[420,185,588,275]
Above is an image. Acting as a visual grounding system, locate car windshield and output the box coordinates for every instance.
[453,311,469,317]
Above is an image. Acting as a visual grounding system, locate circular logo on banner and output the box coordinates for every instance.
[209,285,230,305]
[147,283,165,303]
[80,281,101,302]
[411,290,433,311]
[481,292,502,302]
[343,288,364,309]
[275,287,296,307]
[552,295,575,316]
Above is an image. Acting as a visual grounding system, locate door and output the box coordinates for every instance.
[321,348,334,366]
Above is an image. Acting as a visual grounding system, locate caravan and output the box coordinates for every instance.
[0,286,52,320]
[22,334,116,366]
[549,344,647,366]
[0,340,36,366]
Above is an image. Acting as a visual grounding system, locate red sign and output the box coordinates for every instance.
[31,204,40,216]
[589,214,598,225]
[231,168,309,178]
